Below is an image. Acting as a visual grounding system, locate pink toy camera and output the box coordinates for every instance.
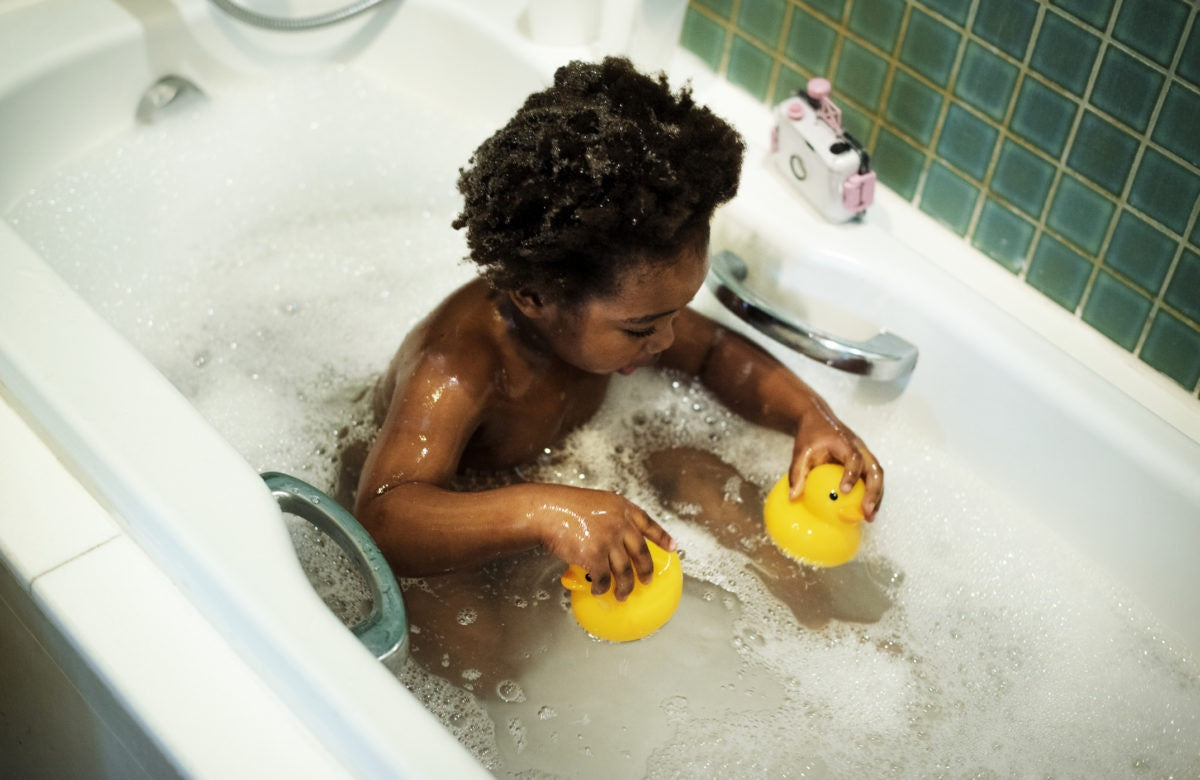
[771,78,876,223]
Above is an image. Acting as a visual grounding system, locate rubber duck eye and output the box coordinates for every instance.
[828,490,839,501]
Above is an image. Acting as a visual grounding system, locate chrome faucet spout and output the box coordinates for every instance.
[706,250,918,381]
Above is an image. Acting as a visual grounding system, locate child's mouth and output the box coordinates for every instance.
[617,355,659,376]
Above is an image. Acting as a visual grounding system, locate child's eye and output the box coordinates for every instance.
[624,326,657,339]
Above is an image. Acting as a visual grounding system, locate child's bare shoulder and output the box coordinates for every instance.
[385,280,506,403]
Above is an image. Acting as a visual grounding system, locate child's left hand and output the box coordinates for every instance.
[661,309,884,520]
[788,404,883,520]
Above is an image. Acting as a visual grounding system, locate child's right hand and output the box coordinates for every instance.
[532,485,676,602]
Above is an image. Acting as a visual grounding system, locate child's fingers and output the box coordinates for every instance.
[832,447,859,491]
[606,546,638,601]
[788,449,819,500]
[639,515,677,554]
[861,459,885,520]
[589,571,612,597]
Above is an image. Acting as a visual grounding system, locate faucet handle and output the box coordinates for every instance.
[705,251,918,381]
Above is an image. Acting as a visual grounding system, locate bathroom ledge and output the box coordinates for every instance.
[0,393,348,776]
[0,396,119,587]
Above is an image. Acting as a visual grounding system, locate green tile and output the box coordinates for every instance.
[973,198,1036,272]
[1030,13,1101,96]
[992,140,1056,218]
[805,0,846,23]
[737,0,786,47]
[784,7,837,76]
[936,103,998,180]
[1091,46,1164,132]
[848,0,905,54]
[727,34,774,101]
[1048,174,1116,253]
[693,0,735,19]
[1082,270,1152,350]
[835,39,890,111]
[1011,77,1078,157]
[682,8,728,70]
[920,162,979,234]
[1066,111,1139,195]
[1152,83,1200,168]
[1049,0,1115,30]
[916,0,970,26]
[1105,210,1178,293]
[1180,21,1200,88]
[772,63,806,105]
[954,42,1019,121]
[1028,233,1093,309]
[886,68,944,145]
[1113,0,1188,67]
[1140,310,1200,389]
[874,127,925,198]
[1165,249,1200,323]
[973,0,1038,60]
[900,9,961,86]
[840,101,873,142]
[1129,148,1200,234]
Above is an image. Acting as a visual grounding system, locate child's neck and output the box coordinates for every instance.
[495,294,564,371]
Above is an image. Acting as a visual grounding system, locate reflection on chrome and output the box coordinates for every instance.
[706,250,918,381]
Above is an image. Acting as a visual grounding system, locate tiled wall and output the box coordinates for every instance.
[681,0,1200,397]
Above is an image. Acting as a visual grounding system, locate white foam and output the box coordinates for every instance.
[8,67,1199,777]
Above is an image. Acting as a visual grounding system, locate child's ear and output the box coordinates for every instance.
[509,287,547,319]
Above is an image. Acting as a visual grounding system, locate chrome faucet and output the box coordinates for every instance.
[706,250,918,381]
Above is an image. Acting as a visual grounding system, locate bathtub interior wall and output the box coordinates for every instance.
[3,0,1199,773]
[0,0,555,775]
[682,0,1200,398]
[0,0,545,212]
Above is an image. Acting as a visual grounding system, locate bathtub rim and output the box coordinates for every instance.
[0,0,545,775]
[1,1,1198,774]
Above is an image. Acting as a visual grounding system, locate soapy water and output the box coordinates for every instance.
[8,68,1200,777]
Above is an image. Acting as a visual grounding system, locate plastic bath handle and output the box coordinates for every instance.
[261,472,408,662]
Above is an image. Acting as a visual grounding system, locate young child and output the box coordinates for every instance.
[354,57,883,603]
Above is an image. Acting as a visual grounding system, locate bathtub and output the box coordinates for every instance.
[1,0,1197,776]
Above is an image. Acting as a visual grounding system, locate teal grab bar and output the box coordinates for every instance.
[261,472,408,662]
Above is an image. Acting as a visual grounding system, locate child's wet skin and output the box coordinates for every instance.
[644,446,892,628]
[353,57,882,612]
[396,444,893,701]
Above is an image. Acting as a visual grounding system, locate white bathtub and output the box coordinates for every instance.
[1,0,1197,776]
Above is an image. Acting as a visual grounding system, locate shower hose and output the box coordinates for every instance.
[209,0,394,31]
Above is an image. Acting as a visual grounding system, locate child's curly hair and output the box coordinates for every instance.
[452,57,745,304]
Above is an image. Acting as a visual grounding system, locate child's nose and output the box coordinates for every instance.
[646,324,675,354]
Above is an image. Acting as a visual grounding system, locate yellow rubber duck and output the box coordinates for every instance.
[763,463,866,567]
[560,540,683,642]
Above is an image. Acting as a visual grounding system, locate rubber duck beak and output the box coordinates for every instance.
[561,566,591,592]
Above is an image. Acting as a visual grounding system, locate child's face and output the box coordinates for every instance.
[522,244,708,376]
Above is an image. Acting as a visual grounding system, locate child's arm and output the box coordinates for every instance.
[354,356,675,600]
[661,308,884,518]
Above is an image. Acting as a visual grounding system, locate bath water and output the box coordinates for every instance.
[8,68,1199,777]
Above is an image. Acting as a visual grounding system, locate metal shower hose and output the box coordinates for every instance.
[209,0,394,31]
